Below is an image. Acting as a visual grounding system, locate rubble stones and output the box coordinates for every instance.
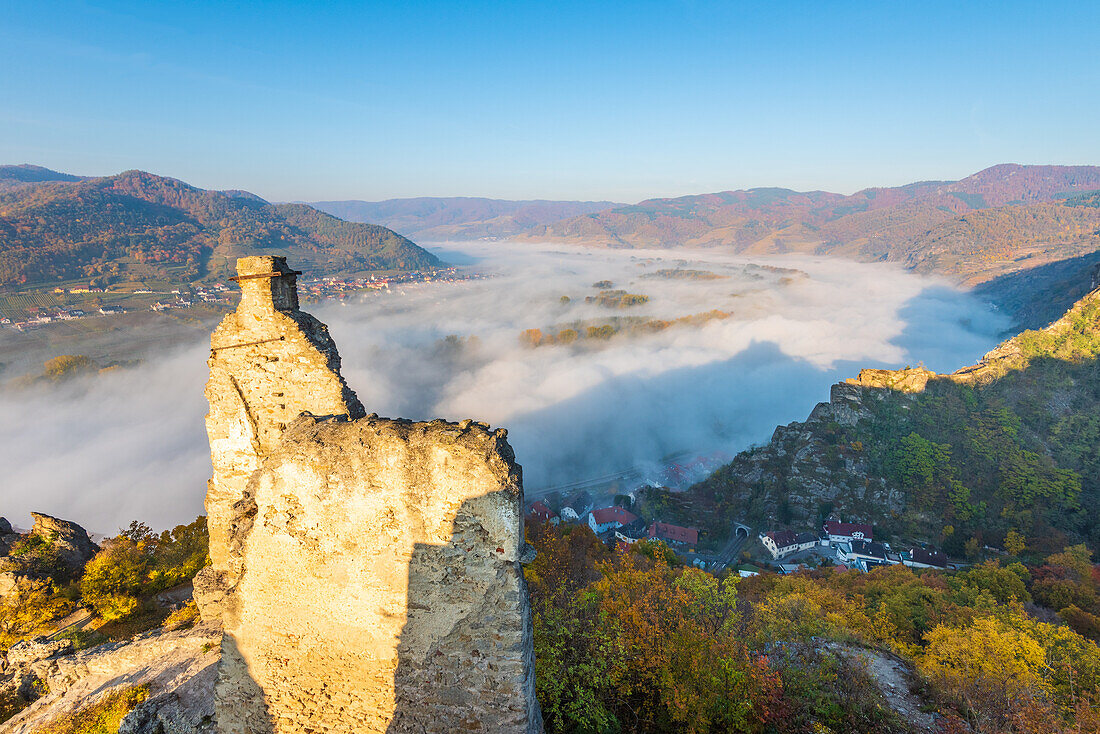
[5,637,74,669]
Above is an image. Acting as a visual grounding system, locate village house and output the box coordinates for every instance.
[760,530,818,560]
[614,518,649,545]
[560,490,594,522]
[649,521,699,547]
[836,540,895,571]
[588,506,639,534]
[760,530,798,560]
[904,548,949,569]
[823,520,873,544]
[526,501,557,524]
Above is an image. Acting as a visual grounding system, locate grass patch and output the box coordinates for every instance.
[52,626,108,651]
[163,601,200,631]
[37,685,148,734]
[92,607,170,641]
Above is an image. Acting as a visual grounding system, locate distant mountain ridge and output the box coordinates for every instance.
[513,164,1100,299]
[0,169,441,288]
[309,196,622,241]
[0,164,84,187]
[521,164,1100,247]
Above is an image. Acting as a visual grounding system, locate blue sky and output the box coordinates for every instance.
[2,1,1097,202]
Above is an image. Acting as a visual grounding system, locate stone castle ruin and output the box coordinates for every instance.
[194,256,542,733]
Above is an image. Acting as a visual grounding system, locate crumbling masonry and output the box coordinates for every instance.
[194,256,543,733]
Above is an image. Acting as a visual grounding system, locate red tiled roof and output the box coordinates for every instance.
[765,530,799,548]
[823,521,873,539]
[528,501,553,521]
[590,506,639,526]
[649,522,699,545]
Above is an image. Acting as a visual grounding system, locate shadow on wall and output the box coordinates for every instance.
[387,497,540,734]
[214,416,542,733]
[217,635,274,733]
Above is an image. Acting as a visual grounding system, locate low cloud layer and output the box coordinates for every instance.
[0,244,1008,532]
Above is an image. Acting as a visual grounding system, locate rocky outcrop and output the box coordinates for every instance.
[847,288,1100,393]
[26,513,98,573]
[201,257,542,733]
[700,285,1100,530]
[1,625,220,734]
[0,514,97,605]
[0,521,20,558]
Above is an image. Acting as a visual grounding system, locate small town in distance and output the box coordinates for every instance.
[0,267,472,330]
[527,480,958,578]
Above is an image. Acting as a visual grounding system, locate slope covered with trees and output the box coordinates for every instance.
[527,521,1100,733]
[0,170,441,288]
[679,287,1100,560]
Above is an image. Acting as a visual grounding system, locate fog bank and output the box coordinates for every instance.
[0,243,1008,532]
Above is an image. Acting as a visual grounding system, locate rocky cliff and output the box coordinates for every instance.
[0,513,98,605]
[199,256,542,733]
[689,286,1100,550]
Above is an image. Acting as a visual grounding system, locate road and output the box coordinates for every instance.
[710,523,751,570]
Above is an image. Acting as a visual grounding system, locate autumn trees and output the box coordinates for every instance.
[528,521,1100,733]
[527,522,782,733]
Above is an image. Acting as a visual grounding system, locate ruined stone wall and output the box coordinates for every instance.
[218,416,540,733]
[201,257,542,733]
[202,255,363,572]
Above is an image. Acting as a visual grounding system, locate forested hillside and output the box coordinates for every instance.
[520,164,1100,295]
[0,170,441,288]
[0,165,83,188]
[528,521,1100,733]
[310,196,621,241]
[676,287,1100,560]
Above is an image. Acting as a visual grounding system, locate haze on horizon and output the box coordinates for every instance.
[2,1,1098,203]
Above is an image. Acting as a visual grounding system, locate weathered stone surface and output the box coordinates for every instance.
[203,258,542,733]
[215,416,540,733]
[846,366,936,393]
[1,625,220,734]
[4,637,73,669]
[0,519,16,557]
[202,255,364,575]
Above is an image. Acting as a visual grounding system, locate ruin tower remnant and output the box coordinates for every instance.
[199,257,543,733]
[201,256,364,574]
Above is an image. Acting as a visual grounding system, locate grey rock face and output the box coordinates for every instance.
[28,512,99,572]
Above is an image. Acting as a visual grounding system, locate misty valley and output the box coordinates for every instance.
[0,243,1007,532]
[3,52,1100,729]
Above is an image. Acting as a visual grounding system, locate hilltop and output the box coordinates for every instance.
[0,165,84,188]
[519,164,1100,302]
[0,169,442,290]
[309,196,621,241]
